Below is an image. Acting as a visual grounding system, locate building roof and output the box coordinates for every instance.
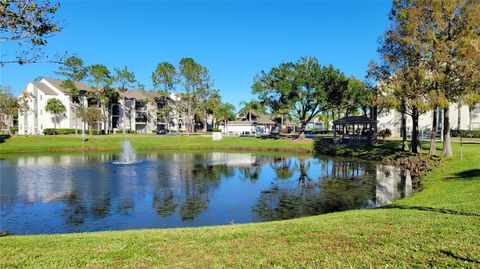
[220,120,254,126]
[120,90,163,101]
[332,116,377,125]
[41,78,165,102]
[32,82,58,96]
[42,77,91,94]
[254,114,275,124]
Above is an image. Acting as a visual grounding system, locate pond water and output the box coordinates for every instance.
[0,151,412,235]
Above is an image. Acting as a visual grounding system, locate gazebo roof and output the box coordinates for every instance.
[332,116,377,125]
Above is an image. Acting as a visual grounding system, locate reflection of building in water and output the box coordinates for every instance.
[375,164,412,206]
[209,153,258,167]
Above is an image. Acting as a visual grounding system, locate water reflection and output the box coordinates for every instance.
[0,152,411,234]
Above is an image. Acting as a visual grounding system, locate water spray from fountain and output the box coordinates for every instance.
[113,140,139,164]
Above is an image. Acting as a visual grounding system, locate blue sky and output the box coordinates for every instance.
[1,1,391,108]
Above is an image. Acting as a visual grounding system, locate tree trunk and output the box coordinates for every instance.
[442,107,453,156]
[410,108,421,153]
[89,124,93,135]
[123,101,126,134]
[104,104,109,134]
[72,103,78,135]
[429,108,437,156]
[54,115,57,129]
[6,115,13,136]
[469,105,473,130]
[204,111,208,132]
[296,122,306,139]
[185,107,191,135]
[457,101,461,130]
[281,114,284,129]
[400,111,408,151]
[97,103,101,134]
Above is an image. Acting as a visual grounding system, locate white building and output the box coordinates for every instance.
[377,103,480,138]
[17,78,187,135]
[219,114,276,135]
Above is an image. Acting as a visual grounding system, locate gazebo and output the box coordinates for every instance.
[332,116,377,145]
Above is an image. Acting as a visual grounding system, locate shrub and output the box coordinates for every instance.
[126,129,136,134]
[450,129,480,138]
[378,128,392,143]
[9,125,18,134]
[43,128,78,135]
[211,128,221,132]
[92,129,106,135]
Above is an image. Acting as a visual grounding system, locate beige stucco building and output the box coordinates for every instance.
[17,78,186,135]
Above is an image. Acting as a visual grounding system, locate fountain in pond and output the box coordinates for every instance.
[113,140,140,164]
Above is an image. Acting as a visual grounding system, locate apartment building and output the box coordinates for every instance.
[377,104,480,138]
[17,78,184,135]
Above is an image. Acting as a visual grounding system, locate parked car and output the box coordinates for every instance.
[156,129,168,135]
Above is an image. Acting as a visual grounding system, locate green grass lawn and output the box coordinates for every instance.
[0,139,479,268]
[0,134,313,154]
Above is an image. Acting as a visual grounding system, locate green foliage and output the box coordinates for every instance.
[214,102,236,123]
[45,98,66,128]
[9,125,18,134]
[211,127,220,132]
[55,56,87,91]
[450,130,480,138]
[378,128,392,138]
[152,62,178,92]
[87,64,111,92]
[113,66,137,91]
[43,128,78,135]
[45,98,65,114]
[239,99,264,121]
[78,107,103,135]
[0,0,61,65]
[178,58,213,133]
[0,86,18,132]
[253,57,350,136]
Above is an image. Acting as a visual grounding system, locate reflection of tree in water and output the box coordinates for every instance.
[153,191,177,216]
[117,199,135,215]
[61,192,87,226]
[240,156,274,182]
[151,161,234,221]
[60,163,115,225]
[271,157,293,180]
[329,160,376,178]
[296,158,312,183]
[253,177,376,221]
[240,166,261,181]
[92,195,111,217]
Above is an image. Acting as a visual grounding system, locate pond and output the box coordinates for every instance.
[0,150,412,235]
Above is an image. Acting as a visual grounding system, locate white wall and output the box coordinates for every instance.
[220,124,254,134]
[377,103,480,137]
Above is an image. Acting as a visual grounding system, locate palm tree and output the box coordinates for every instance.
[239,100,264,121]
[45,98,66,129]
[214,103,236,133]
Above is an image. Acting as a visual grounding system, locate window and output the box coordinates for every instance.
[40,95,42,101]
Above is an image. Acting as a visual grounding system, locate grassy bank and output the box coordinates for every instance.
[0,135,313,154]
[1,143,479,268]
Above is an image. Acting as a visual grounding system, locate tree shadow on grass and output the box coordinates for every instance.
[0,134,12,143]
[445,169,480,180]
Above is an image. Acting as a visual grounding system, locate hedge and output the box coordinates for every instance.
[43,128,79,135]
[450,129,480,138]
